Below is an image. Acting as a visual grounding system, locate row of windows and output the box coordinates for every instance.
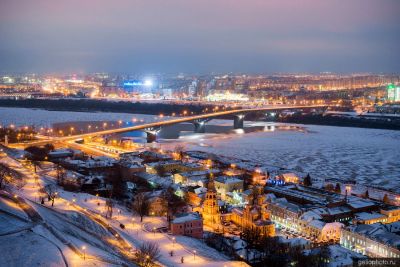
[343,235,400,258]
[178,223,202,228]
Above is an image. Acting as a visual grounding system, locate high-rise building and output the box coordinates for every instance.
[387,84,400,102]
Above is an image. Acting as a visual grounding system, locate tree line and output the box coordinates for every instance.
[0,99,219,116]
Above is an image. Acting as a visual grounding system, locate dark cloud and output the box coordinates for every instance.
[0,0,399,73]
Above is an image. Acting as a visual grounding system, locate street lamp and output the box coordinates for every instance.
[82,245,86,260]
[172,237,175,247]
[240,255,246,266]
[153,227,156,236]
[193,250,196,260]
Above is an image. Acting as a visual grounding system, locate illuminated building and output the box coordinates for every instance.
[122,79,153,93]
[278,173,300,184]
[146,190,167,216]
[171,212,203,239]
[340,224,400,258]
[205,91,249,102]
[201,176,221,226]
[387,84,400,102]
[228,187,275,237]
[380,206,400,224]
[353,212,388,225]
[214,176,243,200]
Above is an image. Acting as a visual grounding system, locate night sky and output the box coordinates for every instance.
[0,0,399,74]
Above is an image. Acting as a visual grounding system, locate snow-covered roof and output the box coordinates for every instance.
[354,212,387,221]
[347,224,400,248]
[178,169,219,178]
[265,193,277,202]
[172,213,201,224]
[180,162,203,169]
[140,151,172,160]
[327,244,366,267]
[215,176,243,184]
[309,219,325,230]
[325,206,352,215]
[119,161,144,169]
[280,237,310,246]
[187,176,207,181]
[385,221,400,233]
[194,187,207,195]
[300,209,324,222]
[145,160,182,167]
[136,172,173,188]
[347,198,376,209]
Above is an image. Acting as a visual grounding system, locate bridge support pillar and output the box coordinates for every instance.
[192,119,211,133]
[233,114,244,129]
[146,132,157,143]
[144,127,161,143]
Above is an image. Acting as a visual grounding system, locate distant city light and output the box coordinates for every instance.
[123,80,143,87]
[206,91,249,102]
[144,79,153,87]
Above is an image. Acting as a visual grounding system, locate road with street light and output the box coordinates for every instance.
[0,152,248,266]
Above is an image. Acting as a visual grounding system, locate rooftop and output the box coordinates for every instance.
[172,213,202,224]
[354,212,387,221]
[215,176,243,184]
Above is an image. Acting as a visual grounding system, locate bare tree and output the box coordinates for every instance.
[135,241,161,267]
[334,183,341,194]
[0,163,23,189]
[132,192,149,222]
[44,184,58,206]
[164,187,186,227]
[383,194,390,204]
[105,189,113,218]
[0,163,11,189]
[303,173,312,186]
[105,197,114,218]
[32,160,40,173]
[325,183,334,192]
[174,144,185,161]
[56,164,66,185]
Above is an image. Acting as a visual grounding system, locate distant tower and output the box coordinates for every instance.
[202,174,221,226]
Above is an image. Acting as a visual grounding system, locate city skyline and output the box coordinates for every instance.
[2,1,400,266]
[1,0,400,74]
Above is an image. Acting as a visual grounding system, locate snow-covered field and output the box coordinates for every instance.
[1,107,399,191]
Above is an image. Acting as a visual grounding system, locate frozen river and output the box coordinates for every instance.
[1,107,400,191]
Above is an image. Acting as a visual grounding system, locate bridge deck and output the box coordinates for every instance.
[21,105,327,146]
